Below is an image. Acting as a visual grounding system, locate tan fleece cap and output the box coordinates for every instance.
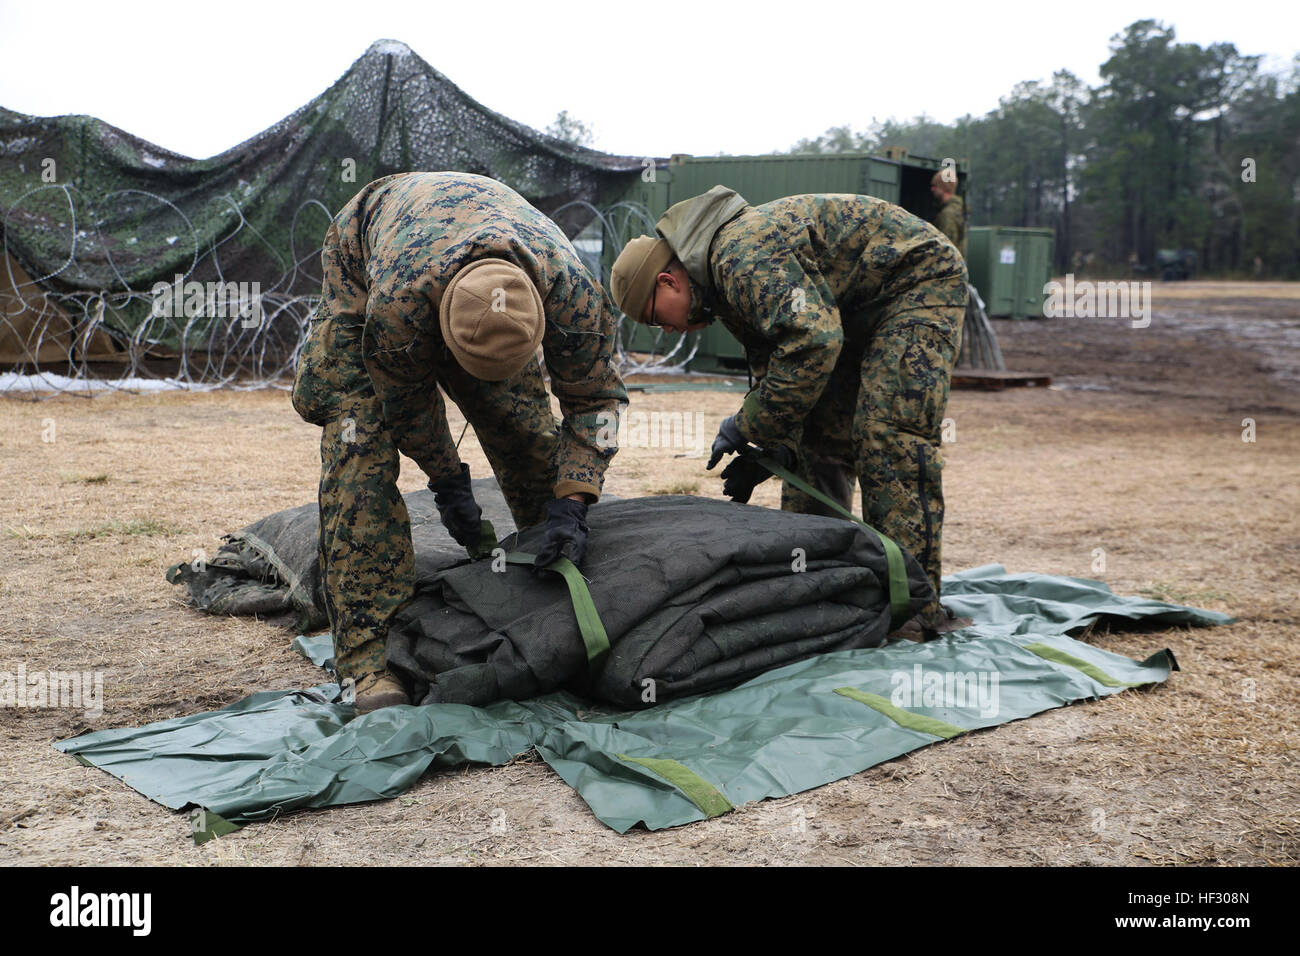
[439,258,545,381]
[610,235,674,323]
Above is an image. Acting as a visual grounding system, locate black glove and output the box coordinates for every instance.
[720,456,773,503]
[429,463,482,550]
[533,497,589,569]
[719,444,797,502]
[706,414,748,470]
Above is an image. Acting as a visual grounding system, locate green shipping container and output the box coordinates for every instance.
[604,151,967,370]
[967,226,1055,320]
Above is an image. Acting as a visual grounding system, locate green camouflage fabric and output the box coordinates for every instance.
[291,172,627,678]
[659,190,966,595]
[931,194,967,259]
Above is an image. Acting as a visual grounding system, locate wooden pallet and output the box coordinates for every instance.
[952,370,1053,391]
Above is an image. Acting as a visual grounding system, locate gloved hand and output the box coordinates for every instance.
[429,463,483,551]
[706,414,748,470]
[719,444,797,502]
[720,456,773,503]
[533,496,589,569]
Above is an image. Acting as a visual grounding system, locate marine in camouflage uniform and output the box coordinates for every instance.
[930,172,966,259]
[611,187,966,601]
[292,172,627,683]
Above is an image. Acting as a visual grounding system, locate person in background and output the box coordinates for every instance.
[929,171,966,259]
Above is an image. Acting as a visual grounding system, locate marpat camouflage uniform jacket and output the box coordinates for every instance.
[308,171,627,500]
[931,194,967,259]
[656,187,965,451]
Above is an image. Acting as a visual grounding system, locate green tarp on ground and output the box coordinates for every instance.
[55,565,1230,836]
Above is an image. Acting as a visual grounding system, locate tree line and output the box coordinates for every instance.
[787,20,1300,278]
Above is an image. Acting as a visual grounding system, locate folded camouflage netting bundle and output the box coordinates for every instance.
[169,481,934,708]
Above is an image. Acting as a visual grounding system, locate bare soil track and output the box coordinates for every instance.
[1,280,1296,865]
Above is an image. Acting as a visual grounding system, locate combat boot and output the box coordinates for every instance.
[353,670,410,713]
[888,600,973,642]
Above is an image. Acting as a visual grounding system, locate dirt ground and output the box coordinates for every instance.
[2,280,1297,866]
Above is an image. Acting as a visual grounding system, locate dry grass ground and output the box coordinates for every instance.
[1,281,1297,865]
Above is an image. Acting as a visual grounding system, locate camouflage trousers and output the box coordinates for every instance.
[292,317,560,679]
[779,275,966,597]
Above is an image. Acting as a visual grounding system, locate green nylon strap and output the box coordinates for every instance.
[616,754,734,817]
[751,453,913,629]
[501,551,611,674]
[1022,642,1146,689]
[466,519,498,560]
[465,519,610,675]
[833,687,968,739]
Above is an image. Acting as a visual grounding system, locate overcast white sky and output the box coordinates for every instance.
[1,0,1296,159]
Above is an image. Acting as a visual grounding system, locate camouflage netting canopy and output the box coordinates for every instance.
[0,39,645,391]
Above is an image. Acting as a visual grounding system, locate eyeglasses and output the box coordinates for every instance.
[645,279,719,330]
[645,279,662,328]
